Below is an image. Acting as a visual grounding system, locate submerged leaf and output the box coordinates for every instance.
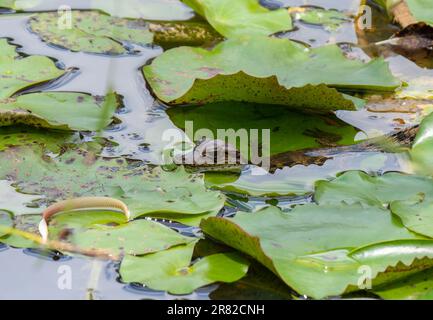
[144,36,399,110]
[120,241,250,294]
[0,146,225,226]
[181,0,293,37]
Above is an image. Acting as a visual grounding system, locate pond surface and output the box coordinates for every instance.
[0,0,431,300]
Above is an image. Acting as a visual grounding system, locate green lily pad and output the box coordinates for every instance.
[291,7,350,30]
[0,126,76,152]
[0,180,41,215]
[120,241,250,294]
[28,11,153,55]
[0,38,64,99]
[168,102,358,157]
[391,199,433,238]
[315,171,433,207]
[0,214,40,248]
[410,111,433,174]
[181,0,293,37]
[0,211,13,238]
[374,267,433,300]
[405,0,433,25]
[144,36,399,110]
[66,218,195,256]
[0,92,117,131]
[0,146,225,226]
[201,205,427,298]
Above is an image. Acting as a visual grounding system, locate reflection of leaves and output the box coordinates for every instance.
[182,0,293,37]
[144,36,399,110]
[201,205,433,299]
[120,241,250,294]
[0,146,225,226]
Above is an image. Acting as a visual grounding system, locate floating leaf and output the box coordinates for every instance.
[120,241,249,294]
[0,211,12,238]
[0,146,225,226]
[168,102,358,157]
[410,111,433,174]
[374,267,433,300]
[28,10,220,54]
[0,214,40,248]
[201,205,426,298]
[0,38,64,99]
[181,0,293,37]
[315,171,433,207]
[289,7,350,30]
[65,218,195,256]
[391,199,433,238]
[28,11,153,55]
[0,92,117,131]
[144,36,399,110]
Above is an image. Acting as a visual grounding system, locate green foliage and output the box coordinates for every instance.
[181,0,293,37]
[144,36,399,110]
[120,241,250,294]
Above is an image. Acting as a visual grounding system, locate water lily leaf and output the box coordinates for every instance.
[181,0,293,37]
[0,92,117,131]
[386,0,433,27]
[277,0,362,15]
[0,146,225,225]
[1,0,194,21]
[289,7,350,30]
[168,102,358,157]
[374,267,433,299]
[0,211,13,238]
[28,11,153,55]
[0,38,64,99]
[410,111,433,174]
[66,219,195,256]
[391,199,433,238]
[201,205,423,298]
[120,241,250,294]
[144,36,399,110]
[315,171,433,207]
[0,126,76,152]
[0,214,40,248]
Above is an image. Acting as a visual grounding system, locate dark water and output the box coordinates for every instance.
[0,0,430,299]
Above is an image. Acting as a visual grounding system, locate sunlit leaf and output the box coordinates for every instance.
[144,36,399,110]
[120,241,250,294]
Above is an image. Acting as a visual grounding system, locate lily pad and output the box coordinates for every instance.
[144,36,399,110]
[65,218,195,256]
[0,146,225,226]
[315,171,433,207]
[391,199,433,238]
[0,38,64,99]
[168,102,358,157]
[28,11,153,55]
[410,111,433,174]
[0,211,13,238]
[120,241,250,294]
[374,267,433,299]
[0,92,118,131]
[181,0,293,37]
[0,214,40,248]
[290,7,350,30]
[200,205,429,298]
